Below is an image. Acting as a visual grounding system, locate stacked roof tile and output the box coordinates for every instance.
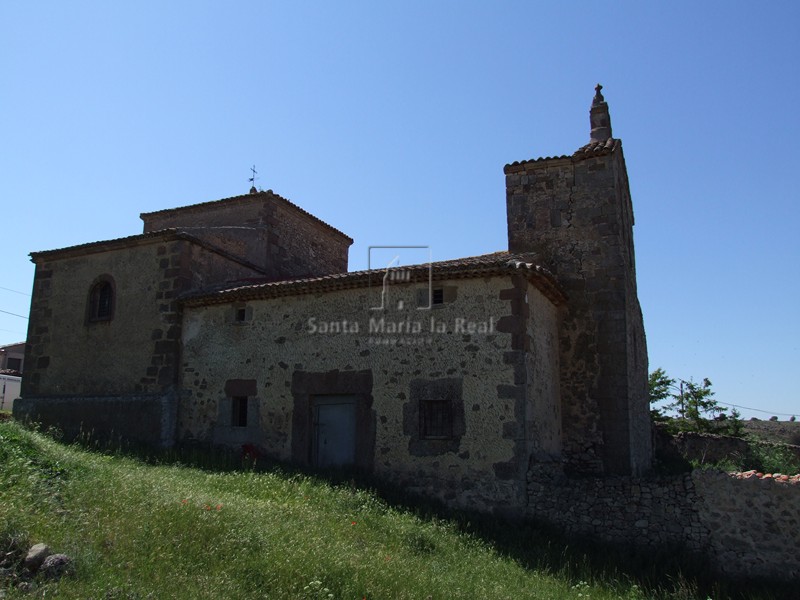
[182,251,566,307]
[504,137,619,172]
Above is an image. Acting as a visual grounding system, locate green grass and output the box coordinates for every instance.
[0,422,790,599]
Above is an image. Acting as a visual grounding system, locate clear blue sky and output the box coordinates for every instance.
[1,2,798,420]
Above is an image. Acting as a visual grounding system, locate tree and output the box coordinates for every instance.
[648,368,739,434]
[676,377,719,432]
[648,368,674,421]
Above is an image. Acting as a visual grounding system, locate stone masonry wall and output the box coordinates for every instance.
[23,241,185,398]
[654,427,800,466]
[505,147,650,475]
[528,466,800,581]
[13,393,177,447]
[694,470,800,580]
[526,281,561,459]
[141,192,351,280]
[271,199,350,279]
[180,275,561,514]
[22,237,264,399]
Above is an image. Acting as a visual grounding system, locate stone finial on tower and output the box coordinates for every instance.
[589,84,613,143]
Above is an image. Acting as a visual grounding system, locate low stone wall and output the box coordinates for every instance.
[13,393,177,447]
[694,470,799,580]
[655,428,800,466]
[663,430,750,464]
[528,465,800,581]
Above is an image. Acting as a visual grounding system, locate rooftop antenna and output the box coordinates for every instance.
[248,165,259,193]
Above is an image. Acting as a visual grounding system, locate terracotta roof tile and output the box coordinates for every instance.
[504,138,620,173]
[140,190,353,242]
[30,229,184,262]
[182,251,566,307]
[573,137,620,157]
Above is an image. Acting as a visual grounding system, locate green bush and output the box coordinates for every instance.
[748,442,800,474]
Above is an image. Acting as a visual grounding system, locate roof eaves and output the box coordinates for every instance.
[182,252,566,308]
[504,138,620,173]
[29,229,183,262]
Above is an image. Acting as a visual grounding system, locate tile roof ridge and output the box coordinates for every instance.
[140,189,352,242]
[181,248,566,306]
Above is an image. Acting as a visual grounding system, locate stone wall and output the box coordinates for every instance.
[655,427,800,467]
[528,466,800,581]
[13,392,177,447]
[22,235,265,399]
[141,191,352,280]
[696,470,799,580]
[270,198,351,279]
[525,281,561,459]
[24,237,185,398]
[505,145,650,475]
[180,274,562,514]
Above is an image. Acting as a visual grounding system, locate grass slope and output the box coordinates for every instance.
[0,422,787,599]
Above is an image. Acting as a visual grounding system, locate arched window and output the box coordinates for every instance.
[88,277,115,322]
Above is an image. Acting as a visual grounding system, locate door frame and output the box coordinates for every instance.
[290,369,375,471]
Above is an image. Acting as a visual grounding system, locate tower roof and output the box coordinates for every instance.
[503,85,619,172]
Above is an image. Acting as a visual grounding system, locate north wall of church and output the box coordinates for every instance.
[178,275,561,514]
[17,236,267,444]
[23,242,184,398]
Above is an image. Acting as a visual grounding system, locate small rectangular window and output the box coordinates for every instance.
[420,399,452,439]
[231,396,248,427]
[6,357,21,371]
[235,308,247,322]
[432,288,444,305]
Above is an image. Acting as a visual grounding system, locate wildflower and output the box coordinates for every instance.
[204,504,211,511]
[351,521,357,526]
[180,499,188,505]
[216,504,223,511]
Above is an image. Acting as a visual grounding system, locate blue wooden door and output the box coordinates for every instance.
[313,396,356,467]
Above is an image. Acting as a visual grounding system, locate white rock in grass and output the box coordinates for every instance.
[23,543,50,572]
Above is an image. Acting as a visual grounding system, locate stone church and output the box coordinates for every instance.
[17,87,651,514]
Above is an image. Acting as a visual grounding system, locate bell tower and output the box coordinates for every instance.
[504,86,651,475]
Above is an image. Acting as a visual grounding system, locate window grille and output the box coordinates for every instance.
[420,399,452,439]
